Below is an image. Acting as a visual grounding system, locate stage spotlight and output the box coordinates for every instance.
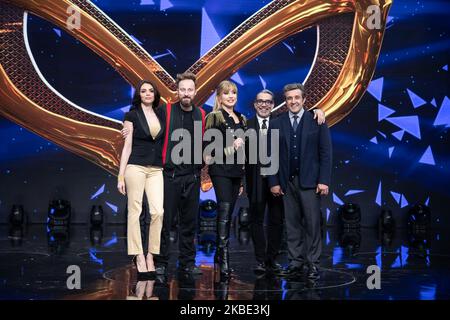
[90,205,104,226]
[198,231,216,255]
[199,199,217,231]
[90,226,103,246]
[339,228,361,255]
[408,228,430,258]
[10,204,25,226]
[338,203,361,227]
[408,204,431,230]
[377,208,395,246]
[47,225,70,254]
[379,208,395,231]
[8,225,23,247]
[48,199,71,227]
[238,207,250,227]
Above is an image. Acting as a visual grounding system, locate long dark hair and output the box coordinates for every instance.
[130,80,161,111]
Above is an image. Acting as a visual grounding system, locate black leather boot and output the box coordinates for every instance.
[215,202,232,277]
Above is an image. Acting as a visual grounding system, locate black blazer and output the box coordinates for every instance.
[124,106,166,167]
[205,109,247,178]
[268,111,332,191]
[245,116,271,202]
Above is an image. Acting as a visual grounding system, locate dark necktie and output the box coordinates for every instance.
[262,119,267,130]
[292,115,299,131]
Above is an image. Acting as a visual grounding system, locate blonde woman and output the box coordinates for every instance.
[205,80,246,278]
[118,80,165,280]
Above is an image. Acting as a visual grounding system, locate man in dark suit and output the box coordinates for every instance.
[268,83,332,280]
[246,89,284,274]
[246,89,326,275]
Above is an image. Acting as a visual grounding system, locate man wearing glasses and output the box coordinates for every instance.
[245,89,325,275]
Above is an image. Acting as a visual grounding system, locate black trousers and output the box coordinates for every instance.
[155,172,200,268]
[283,176,322,266]
[211,175,241,210]
[249,177,284,264]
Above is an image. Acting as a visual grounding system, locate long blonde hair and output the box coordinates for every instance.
[213,80,238,111]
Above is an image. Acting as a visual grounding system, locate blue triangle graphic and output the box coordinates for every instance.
[204,93,216,107]
[90,184,105,200]
[388,146,394,158]
[392,130,405,141]
[433,96,450,126]
[200,9,244,86]
[376,181,382,206]
[386,116,421,139]
[367,77,384,101]
[425,197,430,206]
[378,104,395,121]
[391,256,401,268]
[259,75,266,89]
[370,136,378,144]
[53,28,62,37]
[231,73,244,86]
[140,0,155,4]
[105,201,118,213]
[390,191,401,205]
[345,189,365,196]
[430,98,437,107]
[326,208,331,222]
[129,35,143,45]
[407,89,427,109]
[283,42,294,54]
[160,0,173,10]
[333,193,344,205]
[419,146,436,165]
[401,195,409,208]
[200,8,221,56]
[443,65,448,71]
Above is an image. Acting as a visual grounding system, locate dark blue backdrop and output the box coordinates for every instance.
[0,0,449,227]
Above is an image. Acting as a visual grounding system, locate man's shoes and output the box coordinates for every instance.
[178,265,203,275]
[155,264,167,276]
[265,261,283,274]
[307,264,320,280]
[253,262,266,274]
[278,263,309,280]
[278,264,302,277]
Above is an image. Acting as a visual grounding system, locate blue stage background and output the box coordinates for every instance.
[0,0,449,227]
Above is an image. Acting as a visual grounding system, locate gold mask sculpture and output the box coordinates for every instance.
[0,0,392,191]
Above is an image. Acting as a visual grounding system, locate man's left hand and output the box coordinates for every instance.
[316,184,329,196]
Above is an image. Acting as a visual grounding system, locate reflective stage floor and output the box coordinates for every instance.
[1,225,449,300]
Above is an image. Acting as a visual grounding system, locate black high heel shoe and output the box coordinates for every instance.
[133,256,154,281]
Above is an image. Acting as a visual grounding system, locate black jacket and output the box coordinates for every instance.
[205,109,247,178]
[268,111,332,191]
[124,106,166,167]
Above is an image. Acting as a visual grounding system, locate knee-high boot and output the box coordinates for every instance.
[215,202,232,277]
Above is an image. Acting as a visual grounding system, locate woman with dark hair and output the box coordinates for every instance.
[205,80,247,278]
[117,80,166,280]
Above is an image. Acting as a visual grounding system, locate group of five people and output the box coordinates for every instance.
[117,72,332,282]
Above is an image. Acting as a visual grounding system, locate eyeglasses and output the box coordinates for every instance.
[255,99,274,106]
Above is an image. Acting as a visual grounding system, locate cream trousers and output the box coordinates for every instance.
[125,164,164,255]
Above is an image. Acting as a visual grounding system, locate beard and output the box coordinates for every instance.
[180,97,192,107]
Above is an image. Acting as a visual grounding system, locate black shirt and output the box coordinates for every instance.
[165,106,197,176]
[124,106,165,167]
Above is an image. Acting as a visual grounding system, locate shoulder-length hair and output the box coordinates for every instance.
[130,80,161,111]
[213,80,238,111]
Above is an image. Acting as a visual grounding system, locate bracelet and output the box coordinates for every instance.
[118,175,124,182]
